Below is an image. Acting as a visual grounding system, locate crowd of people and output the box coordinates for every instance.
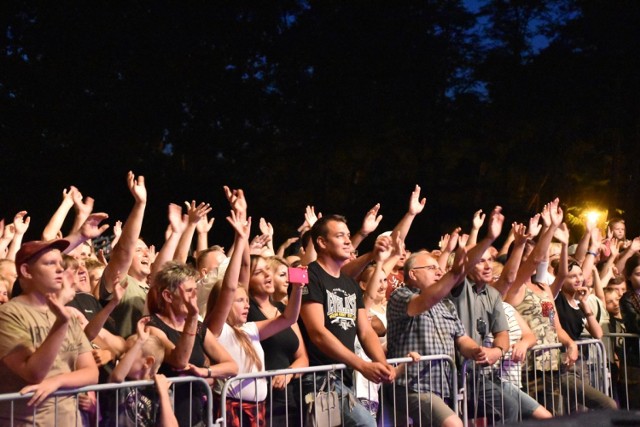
[0,172,638,427]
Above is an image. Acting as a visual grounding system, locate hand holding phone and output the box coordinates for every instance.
[288,267,309,285]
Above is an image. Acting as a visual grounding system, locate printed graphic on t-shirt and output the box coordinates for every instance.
[326,288,357,330]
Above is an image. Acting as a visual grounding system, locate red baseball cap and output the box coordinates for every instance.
[15,239,70,274]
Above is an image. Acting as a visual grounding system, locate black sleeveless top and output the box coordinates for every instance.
[148,314,209,427]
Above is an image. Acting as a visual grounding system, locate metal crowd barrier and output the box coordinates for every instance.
[602,332,640,410]
[216,354,457,427]
[0,376,213,427]
[461,339,612,424]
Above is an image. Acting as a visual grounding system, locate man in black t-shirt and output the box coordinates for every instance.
[298,215,394,427]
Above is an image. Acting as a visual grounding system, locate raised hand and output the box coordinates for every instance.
[548,198,563,227]
[61,186,78,207]
[304,205,321,229]
[79,213,110,240]
[223,186,247,218]
[180,286,199,317]
[472,209,486,230]
[450,245,468,276]
[528,213,542,238]
[250,234,270,254]
[259,217,274,238]
[486,206,505,241]
[127,171,147,204]
[553,223,570,245]
[458,233,470,248]
[168,203,187,234]
[373,236,392,263]
[2,223,15,243]
[184,200,212,224]
[113,220,122,239]
[444,227,461,253]
[360,203,383,236]
[408,185,427,215]
[112,271,127,304]
[226,210,251,240]
[12,211,30,236]
[196,214,214,234]
[73,193,95,219]
[512,222,530,246]
[630,236,640,253]
[540,204,551,228]
[45,293,71,323]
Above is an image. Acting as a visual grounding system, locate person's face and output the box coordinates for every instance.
[359,268,388,303]
[200,250,226,278]
[629,266,640,291]
[0,282,8,304]
[608,282,626,297]
[564,264,584,292]
[318,220,353,261]
[167,279,197,317]
[605,294,621,317]
[469,249,494,284]
[75,262,91,293]
[88,266,104,291]
[229,287,250,326]
[22,250,65,295]
[408,253,443,288]
[249,258,273,297]
[59,268,77,304]
[129,240,151,279]
[69,243,91,260]
[272,264,289,297]
[611,222,626,240]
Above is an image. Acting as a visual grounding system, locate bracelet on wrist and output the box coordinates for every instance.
[207,367,212,378]
[183,330,197,336]
[586,250,597,257]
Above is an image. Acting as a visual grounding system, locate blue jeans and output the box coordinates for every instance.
[302,373,377,427]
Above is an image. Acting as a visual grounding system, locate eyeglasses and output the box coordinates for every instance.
[412,265,442,272]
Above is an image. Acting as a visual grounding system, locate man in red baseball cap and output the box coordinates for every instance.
[0,239,98,426]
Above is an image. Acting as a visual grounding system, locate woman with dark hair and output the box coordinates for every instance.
[619,254,640,408]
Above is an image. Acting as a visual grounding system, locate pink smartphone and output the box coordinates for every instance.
[288,267,309,284]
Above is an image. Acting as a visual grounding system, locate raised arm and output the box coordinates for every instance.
[195,214,214,256]
[407,247,468,316]
[70,188,95,234]
[438,227,460,271]
[63,212,110,255]
[174,201,211,263]
[101,172,147,292]
[467,209,486,247]
[6,211,30,261]
[505,200,562,306]
[362,237,392,309]
[391,185,426,242]
[258,217,275,256]
[493,222,529,297]
[205,208,250,337]
[256,279,305,340]
[581,227,601,286]
[150,204,187,286]
[350,203,383,250]
[615,236,640,274]
[42,187,76,241]
[549,224,569,298]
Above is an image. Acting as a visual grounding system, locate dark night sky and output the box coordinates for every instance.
[1,1,639,253]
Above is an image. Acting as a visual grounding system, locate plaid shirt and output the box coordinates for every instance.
[387,286,465,398]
